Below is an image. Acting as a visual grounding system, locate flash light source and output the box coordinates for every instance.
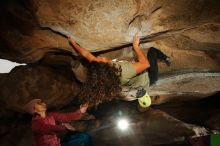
[117,118,129,130]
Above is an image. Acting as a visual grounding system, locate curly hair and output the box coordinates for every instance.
[78,61,122,107]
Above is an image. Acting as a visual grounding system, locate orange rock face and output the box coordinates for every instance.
[0,0,220,108]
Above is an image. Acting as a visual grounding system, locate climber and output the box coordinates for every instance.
[68,33,171,108]
[23,98,91,146]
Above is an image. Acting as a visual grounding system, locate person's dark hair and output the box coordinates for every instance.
[78,61,122,107]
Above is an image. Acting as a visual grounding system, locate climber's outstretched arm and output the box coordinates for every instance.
[68,37,111,63]
[132,33,150,74]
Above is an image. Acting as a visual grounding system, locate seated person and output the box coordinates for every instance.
[23,98,91,146]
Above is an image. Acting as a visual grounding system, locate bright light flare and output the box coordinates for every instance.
[117,118,129,130]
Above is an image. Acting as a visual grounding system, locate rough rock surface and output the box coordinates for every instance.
[0,0,220,109]
[0,0,220,145]
[0,65,79,111]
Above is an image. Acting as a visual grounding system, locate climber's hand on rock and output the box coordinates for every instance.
[68,36,77,45]
[133,33,140,47]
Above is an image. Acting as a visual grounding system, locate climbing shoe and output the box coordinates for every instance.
[164,57,171,66]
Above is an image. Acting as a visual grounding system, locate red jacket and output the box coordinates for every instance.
[32,111,81,146]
